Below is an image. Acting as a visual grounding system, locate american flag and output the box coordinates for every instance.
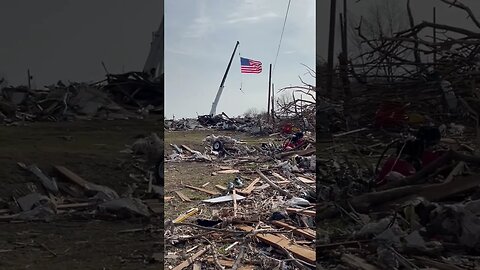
[240,57,262,74]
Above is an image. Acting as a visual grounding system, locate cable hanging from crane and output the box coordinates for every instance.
[272,0,292,75]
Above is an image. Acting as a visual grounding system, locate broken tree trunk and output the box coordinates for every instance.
[351,174,480,212]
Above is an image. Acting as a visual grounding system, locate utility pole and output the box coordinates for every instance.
[27,69,32,89]
[433,7,437,65]
[326,0,337,96]
[271,83,275,124]
[267,64,272,121]
[343,0,347,55]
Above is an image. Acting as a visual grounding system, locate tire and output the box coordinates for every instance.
[212,140,224,152]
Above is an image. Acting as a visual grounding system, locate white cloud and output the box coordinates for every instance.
[182,0,214,38]
[226,11,279,24]
[183,16,213,38]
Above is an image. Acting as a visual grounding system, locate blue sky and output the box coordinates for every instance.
[165,0,315,119]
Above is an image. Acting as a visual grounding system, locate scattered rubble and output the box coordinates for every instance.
[316,1,480,268]
[164,129,316,268]
[0,161,159,223]
[0,71,163,124]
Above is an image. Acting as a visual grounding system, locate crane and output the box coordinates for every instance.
[143,14,164,81]
[209,41,239,116]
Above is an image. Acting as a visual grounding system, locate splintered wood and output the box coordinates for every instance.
[271,220,316,240]
[172,246,208,270]
[286,207,316,217]
[184,185,220,196]
[165,133,316,269]
[216,169,240,174]
[174,190,191,202]
[341,254,381,270]
[237,225,316,265]
[206,258,256,269]
[238,177,260,195]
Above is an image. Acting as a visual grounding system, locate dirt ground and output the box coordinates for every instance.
[0,118,164,270]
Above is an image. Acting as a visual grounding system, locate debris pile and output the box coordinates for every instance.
[0,71,163,124]
[166,112,275,136]
[164,132,316,269]
[315,117,480,268]
[315,1,480,268]
[0,163,161,223]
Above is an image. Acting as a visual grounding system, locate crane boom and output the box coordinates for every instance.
[209,41,240,116]
[143,13,164,80]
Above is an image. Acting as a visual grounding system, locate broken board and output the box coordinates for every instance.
[185,185,220,196]
[271,220,315,240]
[172,246,208,270]
[286,207,316,217]
[237,225,315,265]
[238,177,260,195]
[206,258,255,270]
[216,169,240,174]
[341,254,381,270]
[174,190,191,202]
[296,176,315,184]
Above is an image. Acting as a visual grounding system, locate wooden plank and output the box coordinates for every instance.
[238,177,260,195]
[181,145,195,154]
[192,262,202,270]
[333,128,368,138]
[286,208,315,217]
[277,148,316,159]
[275,180,290,185]
[215,184,227,191]
[56,202,96,209]
[341,254,380,270]
[256,170,293,198]
[317,240,370,249]
[413,256,466,270]
[26,165,59,194]
[172,246,208,270]
[216,169,240,174]
[296,176,315,184]
[54,165,118,199]
[237,225,315,264]
[54,166,90,189]
[271,221,315,240]
[206,258,255,269]
[174,190,191,202]
[185,185,220,196]
[373,174,480,212]
[173,208,199,223]
[271,172,289,182]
